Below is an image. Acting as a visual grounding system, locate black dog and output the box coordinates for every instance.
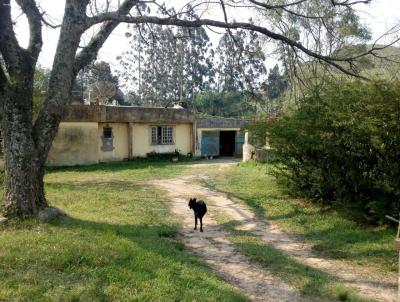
[188,198,207,232]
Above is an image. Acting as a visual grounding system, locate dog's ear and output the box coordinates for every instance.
[193,198,197,202]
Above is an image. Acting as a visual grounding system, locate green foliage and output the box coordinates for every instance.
[33,66,51,118]
[76,61,122,105]
[265,79,400,223]
[194,90,255,118]
[216,31,266,92]
[120,23,214,107]
[263,64,288,100]
[119,24,266,112]
[145,150,195,161]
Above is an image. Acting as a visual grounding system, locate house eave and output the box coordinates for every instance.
[62,105,195,124]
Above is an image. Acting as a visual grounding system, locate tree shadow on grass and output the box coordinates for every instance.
[25,216,248,302]
[45,179,142,190]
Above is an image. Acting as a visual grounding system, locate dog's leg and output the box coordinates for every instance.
[194,215,197,230]
[200,217,203,232]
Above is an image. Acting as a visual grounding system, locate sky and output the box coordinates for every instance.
[11,0,400,76]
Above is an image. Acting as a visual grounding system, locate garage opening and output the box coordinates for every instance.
[219,131,236,156]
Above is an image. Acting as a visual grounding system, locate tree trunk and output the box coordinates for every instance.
[1,84,48,218]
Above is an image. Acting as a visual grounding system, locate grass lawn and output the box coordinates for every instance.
[0,160,246,302]
[0,159,396,301]
[203,162,397,274]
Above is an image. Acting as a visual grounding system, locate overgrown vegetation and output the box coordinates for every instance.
[0,162,246,301]
[249,79,400,224]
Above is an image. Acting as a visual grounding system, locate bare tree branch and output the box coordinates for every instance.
[40,15,62,29]
[0,0,25,77]
[248,0,308,10]
[86,12,369,79]
[74,0,140,73]
[15,0,43,62]
[331,0,371,7]
[33,0,92,160]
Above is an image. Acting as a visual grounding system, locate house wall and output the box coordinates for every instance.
[98,122,129,162]
[132,123,192,157]
[47,122,99,166]
[47,121,193,166]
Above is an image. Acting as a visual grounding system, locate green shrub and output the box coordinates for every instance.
[259,79,400,223]
[144,150,195,162]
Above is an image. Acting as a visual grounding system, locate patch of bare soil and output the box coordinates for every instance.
[149,170,397,302]
[149,177,305,302]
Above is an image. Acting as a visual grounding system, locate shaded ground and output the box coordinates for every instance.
[149,160,397,302]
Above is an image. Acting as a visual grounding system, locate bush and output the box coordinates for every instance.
[144,150,195,162]
[261,79,400,224]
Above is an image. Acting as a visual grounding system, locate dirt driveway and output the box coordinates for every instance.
[148,160,397,302]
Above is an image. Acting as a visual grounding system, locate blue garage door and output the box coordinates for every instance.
[201,131,220,156]
[235,132,245,155]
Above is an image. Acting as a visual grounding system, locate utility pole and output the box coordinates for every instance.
[138,32,142,102]
[179,39,184,102]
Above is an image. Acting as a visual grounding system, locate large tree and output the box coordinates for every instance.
[120,23,214,107]
[0,0,390,218]
[76,61,120,105]
[216,30,266,92]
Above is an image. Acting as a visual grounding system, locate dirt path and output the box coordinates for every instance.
[149,163,397,302]
[150,177,305,302]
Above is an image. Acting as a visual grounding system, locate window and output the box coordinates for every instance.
[162,127,173,144]
[101,126,114,152]
[151,126,174,145]
[103,127,112,139]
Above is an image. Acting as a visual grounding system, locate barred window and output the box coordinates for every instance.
[162,127,173,144]
[151,126,174,145]
[103,127,112,139]
[151,127,158,144]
